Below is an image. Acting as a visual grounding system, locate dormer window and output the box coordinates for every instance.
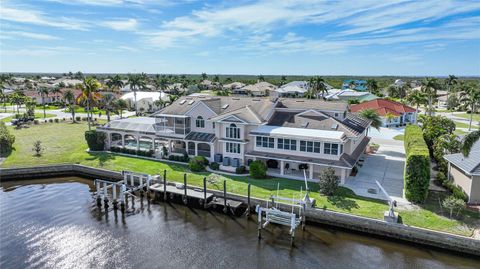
[196,116,205,128]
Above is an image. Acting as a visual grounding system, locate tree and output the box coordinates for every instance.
[442,195,465,219]
[249,160,267,179]
[418,115,456,150]
[0,122,15,156]
[9,93,24,114]
[446,94,459,111]
[406,90,427,124]
[459,83,480,131]
[366,79,379,95]
[309,76,327,98]
[127,73,146,116]
[257,74,265,82]
[433,134,462,173]
[154,96,166,109]
[37,86,49,118]
[359,109,382,134]
[106,74,124,92]
[318,167,340,196]
[385,112,396,126]
[0,74,13,112]
[115,99,128,118]
[63,89,76,122]
[99,93,117,122]
[201,72,208,80]
[280,75,287,86]
[32,140,43,157]
[50,86,61,104]
[421,77,439,116]
[76,77,102,131]
[24,97,36,118]
[462,130,480,157]
[445,75,458,111]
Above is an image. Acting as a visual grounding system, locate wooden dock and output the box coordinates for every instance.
[149,183,214,200]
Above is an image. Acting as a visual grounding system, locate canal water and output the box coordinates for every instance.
[0,177,478,269]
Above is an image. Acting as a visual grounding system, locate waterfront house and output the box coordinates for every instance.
[120,91,169,113]
[350,99,417,127]
[342,79,367,91]
[239,82,277,97]
[444,142,480,204]
[325,89,378,102]
[98,96,371,182]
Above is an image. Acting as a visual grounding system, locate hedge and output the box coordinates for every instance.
[249,160,267,179]
[189,156,209,172]
[404,125,430,203]
[85,130,106,151]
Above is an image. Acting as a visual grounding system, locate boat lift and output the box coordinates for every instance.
[94,171,157,212]
[375,180,398,223]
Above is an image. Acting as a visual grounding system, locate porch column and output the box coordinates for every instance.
[121,134,125,147]
[280,160,285,175]
[168,139,172,152]
[309,164,313,180]
[136,136,140,151]
[107,132,111,149]
[341,169,346,184]
[210,143,215,161]
[195,142,198,156]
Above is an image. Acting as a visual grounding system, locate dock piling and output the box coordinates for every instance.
[120,184,126,212]
[95,180,102,207]
[163,170,167,201]
[103,182,109,208]
[247,183,251,216]
[203,177,207,209]
[223,180,227,213]
[112,184,118,210]
[183,173,188,205]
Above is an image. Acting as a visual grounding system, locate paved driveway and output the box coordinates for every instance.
[344,138,408,204]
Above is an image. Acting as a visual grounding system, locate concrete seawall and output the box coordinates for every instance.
[1,164,479,256]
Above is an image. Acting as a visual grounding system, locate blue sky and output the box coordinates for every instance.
[1,0,479,76]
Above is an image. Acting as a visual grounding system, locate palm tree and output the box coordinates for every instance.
[154,97,166,109]
[76,77,102,131]
[459,83,480,131]
[116,99,128,118]
[99,93,117,122]
[421,77,439,116]
[127,73,146,116]
[280,75,287,86]
[50,86,61,104]
[406,90,427,124]
[24,97,36,118]
[257,75,265,82]
[308,76,327,99]
[366,79,379,95]
[201,73,208,80]
[63,89,76,122]
[359,109,382,135]
[106,75,124,92]
[445,75,458,112]
[462,130,480,157]
[348,80,356,90]
[37,86,49,118]
[167,94,179,106]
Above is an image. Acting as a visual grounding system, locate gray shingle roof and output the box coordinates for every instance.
[444,142,480,175]
[276,98,349,111]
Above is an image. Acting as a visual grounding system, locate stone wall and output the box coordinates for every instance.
[1,165,479,256]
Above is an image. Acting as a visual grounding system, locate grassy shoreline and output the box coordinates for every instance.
[2,122,478,236]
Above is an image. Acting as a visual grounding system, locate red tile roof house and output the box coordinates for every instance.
[350,99,417,127]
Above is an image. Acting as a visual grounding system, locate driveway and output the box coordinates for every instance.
[344,138,409,204]
[368,127,404,139]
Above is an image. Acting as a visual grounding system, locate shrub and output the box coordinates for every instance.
[189,156,209,172]
[404,125,430,203]
[236,165,246,174]
[318,167,340,196]
[0,122,15,156]
[75,116,81,122]
[436,172,447,184]
[82,117,87,121]
[54,118,59,123]
[168,155,174,161]
[209,162,220,170]
[84,130,106,151]
[32,140,43,156]
[249,160,267,179]
[48,119,53,123]
[442,195,465,219]
[33,120,39,125]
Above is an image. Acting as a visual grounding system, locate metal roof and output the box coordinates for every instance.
[444,142,480,175]
[250,125,345,140]
[185,132,216,142]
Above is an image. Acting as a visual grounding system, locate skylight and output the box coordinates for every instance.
[188,100,195,105]
[179,100,186,105]
[222,104,229,109]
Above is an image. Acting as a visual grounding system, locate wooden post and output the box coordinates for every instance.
[112,184,118,210]
[257,206,262,239]
[95,180,102,206]
[163,170,167,201]
[223,180,227,213]
[103,182,109,208]
[203,177,207,209]
[183,173,188,205]
[120,184,126,212]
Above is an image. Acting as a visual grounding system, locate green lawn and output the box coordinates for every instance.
[1,113,56,123]
[393,134,404,141]
[455,112,480,122]
[454,121,477,129]
[2,122,478,236]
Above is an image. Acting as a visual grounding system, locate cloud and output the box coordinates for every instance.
[0,5,89,30]
[2,31,61,40]
[102,18,138,31]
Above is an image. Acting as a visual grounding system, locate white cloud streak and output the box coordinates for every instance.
[102,19,138,31]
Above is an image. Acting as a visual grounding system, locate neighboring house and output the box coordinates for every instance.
[98,96,371,183]
[275,81,309,97]
[120,91,169,112]
[325,89,378,102]
[240,82,277,97]
[444,142,480,204]
[224,82,246,95]
[342,80,367,91]
[350,99,417,127]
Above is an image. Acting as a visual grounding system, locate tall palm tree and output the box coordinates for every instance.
[127,73,146,116]
[309,76,327,99]
[280,75,287,86]
[459,83,480,131]
[366,79,379,95]
[115,99,128,118]
[462,130,480,157]
[106,75,124,92]
[76,77,102,131]
[421,77,439,116]
[359,109,382,135]
[50,86,61,104]
[24,97,36,118]
[63,89,76,122]
[406,90,427,124]
[37,86,49,118]
[201,73,208,80]
[257,75,265,82]
[445,75,458,111]
[99,93,117,122]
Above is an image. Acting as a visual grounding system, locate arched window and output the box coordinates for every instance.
[226,123,240,139]
[195,116,205,128]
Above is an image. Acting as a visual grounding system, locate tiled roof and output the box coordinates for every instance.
[350,99,416,116]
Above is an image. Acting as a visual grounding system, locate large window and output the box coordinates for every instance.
[226,142,241,154]
[195,116,205,128]
[277,138,297,150]
[299,141,321,153]
[256,136,274,148]
[324,143,339,155]
[226,123,240,139]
